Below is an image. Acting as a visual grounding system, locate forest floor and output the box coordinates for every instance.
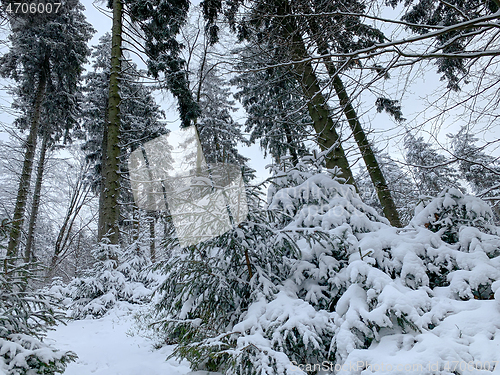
[45,303,202,375]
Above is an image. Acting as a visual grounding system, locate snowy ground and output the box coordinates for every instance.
[45,304,196,375]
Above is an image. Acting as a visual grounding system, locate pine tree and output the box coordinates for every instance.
[232,48,311,165]
[404,132,461,197]
[0,0,93,272]
[196,66,248,166]
[81,33,166,241]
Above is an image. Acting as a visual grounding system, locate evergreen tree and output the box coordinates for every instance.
[0,0,93,272]
[66,241,157,319]
[357,150,418,225]
[196,66,248,166]
[200,0,357,185]
[200,0,404,227]
[404,132,461,197]
[145,152,500,374]
[232,48,311,165]
[449,127,500,222]
[100,0,196,245]
[81,33,166,240]
[0,221,76,373]
[389,0,499,91]
[449,127,500,196]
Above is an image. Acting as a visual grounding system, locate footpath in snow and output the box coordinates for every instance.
[45,304,203,375]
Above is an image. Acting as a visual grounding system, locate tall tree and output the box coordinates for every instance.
[200,0,356,185]
[238,0,403,226]
[99,0,197,245]
[0,0,93,272]
[100,0,124,245]
[233,48,312,166]
[196,66,248,166]
[23,130,49,263]
[81,33,166,243]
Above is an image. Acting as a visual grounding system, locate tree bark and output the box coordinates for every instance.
[98,120,108,240]
[307,19,402,227]
[24,130,50,264]
[100,0,123,245]
[330,74,402,227]
[149,214,156,263]
[276,1,356,185]
[4,57,48,273]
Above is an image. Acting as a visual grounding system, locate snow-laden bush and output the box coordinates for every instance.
[412,187,498,244]
[0,266,76,374]
[67,240,159,319]
[150,155,500,375]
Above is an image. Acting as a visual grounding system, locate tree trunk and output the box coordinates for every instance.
[46,167,90,280]
[24,130,50,264]
[100,0,123,245]
[98,120,108,240]
[149,214,156,263]
[276,1,356,185]
[4,58,48,273]
[308,21,402,227]
[331,74,402,227]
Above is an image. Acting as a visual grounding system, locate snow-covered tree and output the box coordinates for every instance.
[196,66,248,166]
[357,150,418,225]
[449,127,500,220]
[66,239,158,319]
[404,132,461,197]
[0,226,76,373]
[145,150,500,374]
[0,0,93,272]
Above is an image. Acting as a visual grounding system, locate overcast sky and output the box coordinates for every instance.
[1,0,499,182]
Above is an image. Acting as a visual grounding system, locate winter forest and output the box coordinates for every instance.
[1,0,500,374]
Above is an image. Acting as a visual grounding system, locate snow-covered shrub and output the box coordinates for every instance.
[144,183,300,373]
[0,266,76,374]
[150,155,500,375]
[412,187,497,243]
[68,240,157,319]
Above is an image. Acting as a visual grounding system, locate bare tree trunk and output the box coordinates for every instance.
[4,58,48,273]
[100,0,123,245]
[97,121,108,240]
[276,1,356,185]
[330,74,402,227]
[306,18,402,227]
[46,164,92,280]
[24,130,50,263]
[149,214,155,263]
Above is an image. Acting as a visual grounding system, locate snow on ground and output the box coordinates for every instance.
[45,303,194,375]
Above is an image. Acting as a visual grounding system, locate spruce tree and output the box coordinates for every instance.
[0,0,93,272]
[100,0,197,245]
[232,48,311,166]
[404,132,461,197]
[196,66,247,166]
[81,33,166,242]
